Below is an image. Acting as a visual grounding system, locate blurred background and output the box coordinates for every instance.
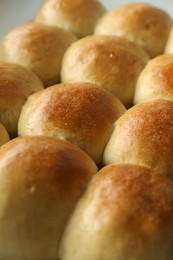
[0,0,173,39]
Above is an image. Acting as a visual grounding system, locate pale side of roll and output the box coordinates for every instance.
[0,62,43,138]
[165,26,173,53]
[61,35,150,108]
[134,54,173,104]
[0,135,97,259]
[18,82,126,166]
[0,123,10,146]
[0,22,77,87]
[59,164,173,260]
[94,2,173,58]
[103,99,173,179]
[35,0,106,38]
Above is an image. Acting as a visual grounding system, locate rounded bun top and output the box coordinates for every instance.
[0,22,77,87]
[18,81,126,166]
[95,2,173,57]
[59,163,173,260]
[61,35,150,108]
[1,2,173,258]
[0,61,43,138]
[103,99,173,179]
[35,0,106,38]
[134,54,173,104]
[0,135,97,259]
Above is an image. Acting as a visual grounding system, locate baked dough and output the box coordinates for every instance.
[0,62,43,138]
[0,135,97,259]
[61,35,150,108]
[103,99,173,179]
[18,82,126,166]
[0,123,10,145]
[95,2,172,57]
[59,163,173,260]
[0,22,77,86]
[35,0,106,38]
[134,54,173,104]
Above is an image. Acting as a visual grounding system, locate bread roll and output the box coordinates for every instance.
[0,22,77,87]
[0,135,97,259]
[59,163,173,260]
[61,35,149,108]
[35,0,106,38]
[165,27,173,53]
[18,82,126,166]
[0,123,10,145]
[103,99,173,179]
[94,3,172,58]
[134,54,173,104]
[0,62,43,138]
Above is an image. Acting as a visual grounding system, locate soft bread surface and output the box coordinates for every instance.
[103,99,173,179]
[165,27,173,53]
[59,164,173,260]
[134,54,173,104]
[0,123,10,146]
[35,0,106,38]
[0,22,77,86]
[95,2,173,57]
[18,82,126,166]
[0,62,43,138]
[0,135,97,259]
[61,35,150,108]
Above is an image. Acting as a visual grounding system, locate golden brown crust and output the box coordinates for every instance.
[18,82,126,165]
[95,3,173,57]
[59,164,173,260]
[35,0,106,38]
[0,135,97,259]
[61,35,150,108]
[103,99,173,179]
[0,62,43,138]
[0,22,77,86]
[134,54,173,104]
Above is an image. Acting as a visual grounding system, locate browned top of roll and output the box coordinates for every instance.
[103,99,173,179]
[35,0,106,38]
[18,82,126,165]
[0,22,77,86]
[134,54,173,104]
[95,2,173,57]
[59,163,173,260]
[0,135,97,259]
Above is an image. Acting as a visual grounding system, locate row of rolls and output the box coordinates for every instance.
[1,0,173,259]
